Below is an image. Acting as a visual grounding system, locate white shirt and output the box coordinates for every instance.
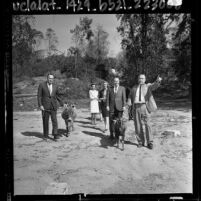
[134,85,145,103]
[103,89,107,100]
[114,85,119,93]
[47,83,52,95]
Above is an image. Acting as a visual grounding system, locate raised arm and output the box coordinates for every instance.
[148,76,162,91]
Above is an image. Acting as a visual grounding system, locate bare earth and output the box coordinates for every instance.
[13,107,192,195]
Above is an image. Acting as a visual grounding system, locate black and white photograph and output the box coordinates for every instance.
[12,12,193,195]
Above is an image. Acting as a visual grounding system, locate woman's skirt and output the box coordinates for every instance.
[100,101,109,117]
[90,100,99,113]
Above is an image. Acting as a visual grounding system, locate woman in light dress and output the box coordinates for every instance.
[89,83,99,125]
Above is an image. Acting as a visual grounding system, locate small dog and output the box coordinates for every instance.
[61,103,77,136]
[113,117,127,150]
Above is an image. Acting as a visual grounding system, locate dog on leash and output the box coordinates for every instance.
[61,103,77,136]
[113,117,127,150]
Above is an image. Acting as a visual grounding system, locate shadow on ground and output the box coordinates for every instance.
[82,130,117,148]
[21,131,44,139]
[58,129,67,135]
[75,120,91,125]
[80,125,103,132]
[124,140,138,146]
[82,130,137,149]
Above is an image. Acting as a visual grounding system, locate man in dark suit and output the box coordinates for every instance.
[128,74,162,149]
[107,77,126,139]
[37,73,67,141]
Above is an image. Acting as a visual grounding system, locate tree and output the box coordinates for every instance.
[45,28,58,56]
[92,25,109,65]
[70,17,94,78]
[170,14,191,86]
[116,14,168,87]
[69,17,110,80]
[12,15,44,76]
[70,17,93,56]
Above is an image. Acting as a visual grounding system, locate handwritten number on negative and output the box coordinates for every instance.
[84,0,90,10]
[77,0,82,10]
[66,0,76,11]
[159,0,165,9]
[116,0,122,11]
[134,0,141,9]
[151,0,158,10]
[99,0,107,11]
[144,0,150,9]
[108,0,115,10]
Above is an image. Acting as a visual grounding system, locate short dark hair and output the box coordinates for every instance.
[138,74,146,78]
[47,72,54,78]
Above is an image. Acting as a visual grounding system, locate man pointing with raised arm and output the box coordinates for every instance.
[128,74,162,149]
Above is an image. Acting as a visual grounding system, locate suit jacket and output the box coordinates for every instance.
[37,81,64,111]
[129,82,160,113]
[107,86,126,112]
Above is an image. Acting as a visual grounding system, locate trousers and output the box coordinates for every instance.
[133,103,153,145]
[42,110,58,137]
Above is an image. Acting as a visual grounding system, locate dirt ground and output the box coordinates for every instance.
[13,106,192,195]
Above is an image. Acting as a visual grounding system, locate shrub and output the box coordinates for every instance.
[63,78,89,99]
[51,70,66,79]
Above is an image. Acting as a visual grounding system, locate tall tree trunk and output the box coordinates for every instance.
[141,14,148,73]
[129,17,139,78]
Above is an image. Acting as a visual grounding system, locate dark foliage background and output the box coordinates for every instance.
[12,14,191,101]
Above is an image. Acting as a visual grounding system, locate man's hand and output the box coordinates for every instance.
[123,106,126,111]
[156,75,162,82]
[40,106,44,111]
[106,106,109,111]
[127,99,132,106]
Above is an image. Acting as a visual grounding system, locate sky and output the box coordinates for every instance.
[33,14,122,57]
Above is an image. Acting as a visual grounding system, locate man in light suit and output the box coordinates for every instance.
[107,77,126,139]
[37,73,67,141]
[128,74,162,149]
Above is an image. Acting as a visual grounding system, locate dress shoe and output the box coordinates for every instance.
[147,143,153,149]
[43,135,49,140]
[43,137,48,141]
[137,143,143,148]
[53,135,60,141]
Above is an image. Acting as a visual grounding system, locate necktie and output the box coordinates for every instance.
[139,85,142,101]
